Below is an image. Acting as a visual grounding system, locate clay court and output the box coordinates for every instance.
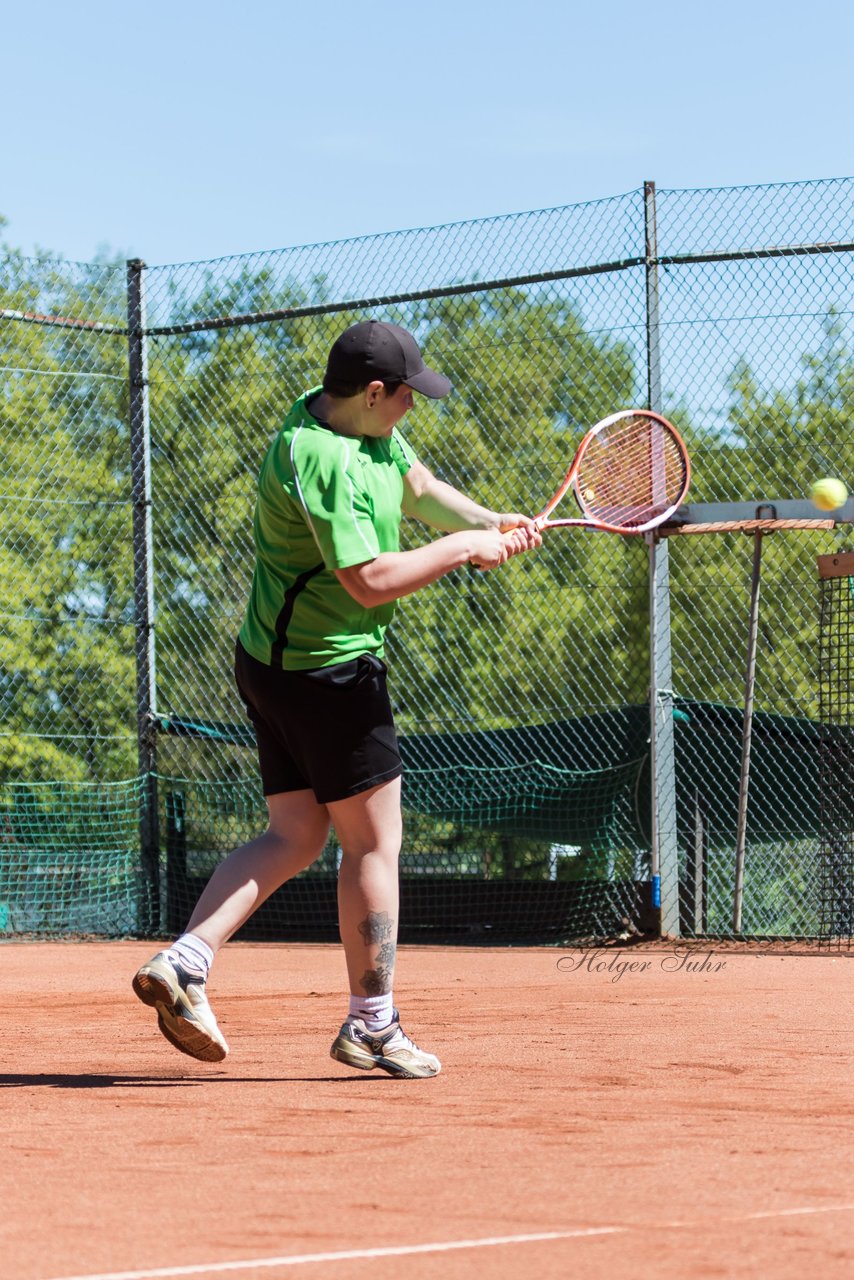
[2,941,852,1280]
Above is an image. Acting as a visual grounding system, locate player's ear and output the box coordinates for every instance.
[365,380,385,408]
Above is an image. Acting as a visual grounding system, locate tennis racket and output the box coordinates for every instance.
[535,409,691,535]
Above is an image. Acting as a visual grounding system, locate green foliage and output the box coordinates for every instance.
[0,254,135,782]
[3,248,853,823]
[668,309,854,717]
[390,288,649,729]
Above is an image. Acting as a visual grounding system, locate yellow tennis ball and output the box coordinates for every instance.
[810,477,848,511]
[583,487,596,503]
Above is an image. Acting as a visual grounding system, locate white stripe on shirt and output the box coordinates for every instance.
[289,425,324,553]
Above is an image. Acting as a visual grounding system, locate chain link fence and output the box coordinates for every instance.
[2,177,853,940]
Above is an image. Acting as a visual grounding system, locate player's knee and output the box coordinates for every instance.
[263,827,325,872]
[339,840,401,864]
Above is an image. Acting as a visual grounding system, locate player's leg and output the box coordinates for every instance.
[133,788,330,1061]
[333,777,402,997]
[328,777,440,1079]
[185,788,330,949]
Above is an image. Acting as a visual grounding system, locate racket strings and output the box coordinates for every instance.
[576,417,687,528]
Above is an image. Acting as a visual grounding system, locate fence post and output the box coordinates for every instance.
[165,790,188,936]
[644,181,681,937]
[127,258,160,934]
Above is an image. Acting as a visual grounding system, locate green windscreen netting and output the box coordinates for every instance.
[0,700,828,940]
[0,778,146,935]
[151,705,653,944]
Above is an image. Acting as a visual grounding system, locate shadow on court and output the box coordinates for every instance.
[0,1072,384,1088]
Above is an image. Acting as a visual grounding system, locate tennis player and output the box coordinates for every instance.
[132,319,541,1077]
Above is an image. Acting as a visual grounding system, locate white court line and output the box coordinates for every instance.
[41,1230,621,1280]
[41,1204,854,1280]
[744,1204,854,1220]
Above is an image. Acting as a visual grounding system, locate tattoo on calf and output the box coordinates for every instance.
[358,911,397,995]
[358,911,394,945]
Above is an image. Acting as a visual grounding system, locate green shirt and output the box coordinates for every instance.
[238,388,417,670]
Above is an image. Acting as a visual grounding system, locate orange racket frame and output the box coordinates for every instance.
[535,409,691,535]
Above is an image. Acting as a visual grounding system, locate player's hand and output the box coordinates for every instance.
[502,523,542,557]
[496,511,539,534]
[467,528,509,570]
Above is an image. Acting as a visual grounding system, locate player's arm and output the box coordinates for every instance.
[335,531,507,609]
[402,459,537,534]
[335,525,541,609]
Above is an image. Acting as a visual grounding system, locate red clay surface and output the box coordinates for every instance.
[1,941,853,1280]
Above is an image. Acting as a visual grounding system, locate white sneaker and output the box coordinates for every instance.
[132,951,228,1063]
[330,1009,441,1078]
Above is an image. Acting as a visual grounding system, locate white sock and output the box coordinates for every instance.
[168,933,214,981]
[348,993,394,1032]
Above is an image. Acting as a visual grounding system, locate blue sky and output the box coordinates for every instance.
[3,0,853,267]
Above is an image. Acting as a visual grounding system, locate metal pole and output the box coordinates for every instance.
[732,530,764,932]
[690,789,708,934]
[165,790,188,936]
[645,181,680,937]
[127,258,160,934]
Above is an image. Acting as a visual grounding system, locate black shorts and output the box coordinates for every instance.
[234,640,402,804]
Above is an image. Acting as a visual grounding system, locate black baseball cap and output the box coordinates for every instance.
[325,320,452,398]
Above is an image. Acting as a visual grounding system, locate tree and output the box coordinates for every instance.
[0,245,133,781]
